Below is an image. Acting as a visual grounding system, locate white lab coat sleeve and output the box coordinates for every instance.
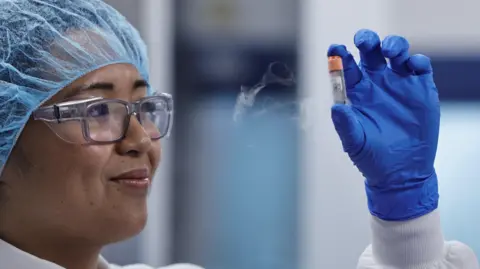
[357,210,479,269]
[108,263,204,269]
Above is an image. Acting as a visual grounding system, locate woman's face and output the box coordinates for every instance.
[0,63,161,246]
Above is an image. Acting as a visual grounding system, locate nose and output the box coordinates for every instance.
[115,115,152,156]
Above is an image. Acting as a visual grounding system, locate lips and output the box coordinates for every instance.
[110,168,151,190]
[111,168,150,180]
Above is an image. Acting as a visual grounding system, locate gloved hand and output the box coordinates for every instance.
[329,29,440,221]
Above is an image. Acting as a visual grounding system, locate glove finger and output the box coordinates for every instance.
[328,44,363,89]
[331,104,365,156]
[354,29,387,71]
[407,54,433,75]
[381,35,411,75]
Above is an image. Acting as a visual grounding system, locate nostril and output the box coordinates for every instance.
[125,149,140,157]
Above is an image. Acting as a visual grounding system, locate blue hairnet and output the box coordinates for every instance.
[0,0,150,174]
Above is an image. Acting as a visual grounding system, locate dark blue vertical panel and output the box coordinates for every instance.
[430,57,480,101]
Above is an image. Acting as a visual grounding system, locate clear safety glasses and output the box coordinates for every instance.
[32,93,173,144]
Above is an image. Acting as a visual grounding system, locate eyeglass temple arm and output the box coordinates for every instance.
[33,106,57,121]
[33,105,78,123]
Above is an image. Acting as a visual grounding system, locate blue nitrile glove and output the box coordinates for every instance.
[329,29,440,221]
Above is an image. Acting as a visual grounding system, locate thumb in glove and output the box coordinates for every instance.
[331,104,365,157]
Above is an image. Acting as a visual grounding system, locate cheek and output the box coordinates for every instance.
[80,145,115,170]
[23,141,114,207]
[20,121,111,177]
[150,140,161,173]
[33,144,112,180]
[9,125,116,221]
[29,145,114,224]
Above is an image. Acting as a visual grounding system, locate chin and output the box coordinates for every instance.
[125,210,149,238]
[98,207,149,245]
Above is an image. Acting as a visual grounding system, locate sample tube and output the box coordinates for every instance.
[328,56,347,104]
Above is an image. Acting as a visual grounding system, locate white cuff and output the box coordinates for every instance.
[371,210,444,268]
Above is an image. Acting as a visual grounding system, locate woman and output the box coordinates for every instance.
[0,0,199,268]
[0,1,476,269]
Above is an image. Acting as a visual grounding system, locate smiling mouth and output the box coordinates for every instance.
[110,168,151,189]
[112,178,150,188]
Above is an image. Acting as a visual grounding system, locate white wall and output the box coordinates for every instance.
[391,0,480,54]
[435,104,480,255]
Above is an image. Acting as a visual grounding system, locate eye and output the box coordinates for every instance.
[88,103,110,117]
[140,100,166,113]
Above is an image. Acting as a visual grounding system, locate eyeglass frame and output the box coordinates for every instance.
[31,93,174,144]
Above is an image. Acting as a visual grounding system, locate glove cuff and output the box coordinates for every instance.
[366,171,439,221]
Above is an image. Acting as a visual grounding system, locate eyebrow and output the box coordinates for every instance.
[65,79,150,99]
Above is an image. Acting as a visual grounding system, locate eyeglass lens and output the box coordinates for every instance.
[85,98,170,142]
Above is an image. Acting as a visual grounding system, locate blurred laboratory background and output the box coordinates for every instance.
[100,0,480,268]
